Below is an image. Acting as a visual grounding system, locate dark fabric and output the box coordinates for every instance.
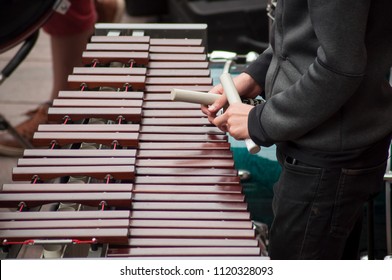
[278,133,392,168]
[244,46,273,93]
[246,0,392,153]
[0,0,56,52]
[243,0,392,260]
[268,148,387,259]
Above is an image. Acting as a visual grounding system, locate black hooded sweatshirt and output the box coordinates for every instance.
[245,0,392,167]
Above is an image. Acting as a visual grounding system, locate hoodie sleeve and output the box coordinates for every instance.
[244,45,273,94]
[248,0,371,147]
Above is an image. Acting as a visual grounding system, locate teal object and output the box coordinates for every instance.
[231,147,280,226]
[211,61,280,226]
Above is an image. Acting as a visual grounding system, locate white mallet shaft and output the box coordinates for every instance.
[220,72,261,154]
[171,88,220,105]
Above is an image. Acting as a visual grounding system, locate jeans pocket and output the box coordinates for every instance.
[330,161,387,238]
[270,157,323,259]
[272,157,322,213]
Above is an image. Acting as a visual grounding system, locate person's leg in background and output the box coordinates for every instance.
[8,0,97,146]
[44,0,97,101]
[0,0,124,154]
[46,0,124,100]
[95,0,125,23]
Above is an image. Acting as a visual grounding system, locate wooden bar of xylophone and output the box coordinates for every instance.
[0,25,265,259]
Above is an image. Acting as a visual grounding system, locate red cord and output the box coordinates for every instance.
[3,239,35,245]
[18,204,24,212]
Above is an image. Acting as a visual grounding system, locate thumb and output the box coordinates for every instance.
[208,95,227,113]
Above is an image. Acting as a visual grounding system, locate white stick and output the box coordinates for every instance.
[170,88,220,105]
[220,72,261,154]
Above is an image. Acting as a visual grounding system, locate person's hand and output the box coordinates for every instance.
[201,72,262,128]
[200,83,227,123]
[212,102,254,140]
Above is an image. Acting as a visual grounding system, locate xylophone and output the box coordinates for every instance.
[0,24,266,259]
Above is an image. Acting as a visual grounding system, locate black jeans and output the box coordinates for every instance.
[268,150,387,259]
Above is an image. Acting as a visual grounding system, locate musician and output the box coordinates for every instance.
[202,0,392,259]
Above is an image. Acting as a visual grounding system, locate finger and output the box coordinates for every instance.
[209,83,224,95]
[207,114,219,125]
[212,112,228,129]
[208,96,227,114]
[200,104,210,115]
[220,124,229,133]
[207,85,227,113]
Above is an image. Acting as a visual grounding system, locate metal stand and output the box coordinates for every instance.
[0,114,34,149]
[0,31,39,151]
[386,176,392,258]
[367,199,375,260]
[384,144,392,258]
